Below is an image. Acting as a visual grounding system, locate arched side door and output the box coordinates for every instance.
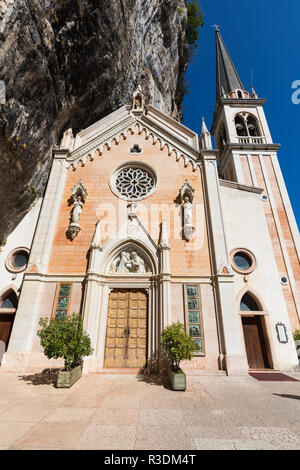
[240,293,270,370]
[0,290,18,362]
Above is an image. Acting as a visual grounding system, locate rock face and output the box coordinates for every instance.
[0,0,189,242]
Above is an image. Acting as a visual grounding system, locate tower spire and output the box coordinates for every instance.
[215,29,246,101]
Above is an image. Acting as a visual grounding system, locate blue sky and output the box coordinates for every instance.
[182,0,300,229]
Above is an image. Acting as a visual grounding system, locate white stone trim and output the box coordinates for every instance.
[232,152,244,184]
[65,111,201,173]
[270,153,300,262]
[27,158,68,273]
[247,154,258,187]
[259,155,300,322]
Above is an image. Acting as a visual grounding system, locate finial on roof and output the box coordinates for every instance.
[132,85,145,111]
[91,219,102,249]
[250,84,258,99]
[200,117,212,151]
[159,219,170,249]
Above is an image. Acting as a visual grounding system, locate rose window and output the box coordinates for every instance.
[114,166,155,200]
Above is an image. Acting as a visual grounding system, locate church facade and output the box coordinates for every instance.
[0,30,299,375]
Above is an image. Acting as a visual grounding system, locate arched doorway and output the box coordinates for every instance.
[99,241,156,370]
[0,289,18,362]
[104,288,148,368]
[240,293,271,370]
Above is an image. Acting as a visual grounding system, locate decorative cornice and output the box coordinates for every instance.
[226,143,281,152]
[68,115,136,165]
[219,179,264,194]
[63,112,202,173]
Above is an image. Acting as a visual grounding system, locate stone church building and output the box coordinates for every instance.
[0,30,299,375]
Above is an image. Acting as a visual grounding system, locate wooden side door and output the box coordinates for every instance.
[104,289,147,368]
[0,314,15,351]
[242,316,269,369]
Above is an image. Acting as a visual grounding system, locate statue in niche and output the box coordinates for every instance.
[134,95,142,109]
[183,196,193,226]
[109,249,148,274]
[67,180,87,241]
[182,195,194,241]
[176,180,195,242]
[132,85,145,111]
[71,195,83,224]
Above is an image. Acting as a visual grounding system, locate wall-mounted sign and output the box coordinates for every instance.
[276,323,288,344]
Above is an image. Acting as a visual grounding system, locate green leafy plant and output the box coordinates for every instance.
[185,0,204,59]
[161,322,200,373]
[176,1,204,115]
[293,330,300,341]
[37,313,93,371]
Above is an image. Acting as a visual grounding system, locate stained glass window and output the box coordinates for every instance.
[53,283,72,319]
[0,291,18,309]
[12,251,28,268]
[233,252,252,270]
[115,166,155,200]
[184,284,205,355]
[240,293,260,312]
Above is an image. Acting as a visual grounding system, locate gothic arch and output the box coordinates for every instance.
[234,113,261,138]
[0,286,18,309]
[103,238,158,276]
[236,287,265,313]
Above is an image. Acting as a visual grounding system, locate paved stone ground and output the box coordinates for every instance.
[0,370,299,450]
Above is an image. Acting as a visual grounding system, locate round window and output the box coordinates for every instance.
[5,248,30,273]
[230,249,256,274]
[110,163,157,201]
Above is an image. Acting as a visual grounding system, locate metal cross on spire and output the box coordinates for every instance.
[212,24,221,32]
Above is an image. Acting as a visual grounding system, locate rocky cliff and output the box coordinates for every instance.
[0,0,190,243]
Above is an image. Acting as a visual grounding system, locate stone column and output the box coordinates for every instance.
[81,220,103,373]
[202,151,249,376]
[158,220,172,329]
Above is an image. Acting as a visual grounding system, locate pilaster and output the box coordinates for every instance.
[158,220,172,329]
[202,150,249,375]
[81,220,104,370]
[28,151,69,273]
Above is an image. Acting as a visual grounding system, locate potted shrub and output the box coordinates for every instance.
[293,330,300,364]
[161,322,200,391]
[37,313,93,388]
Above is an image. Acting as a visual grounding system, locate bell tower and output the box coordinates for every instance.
[211,27,276,183]
[209,28,300,333]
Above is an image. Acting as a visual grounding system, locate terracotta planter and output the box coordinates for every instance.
[168,368,186,391]
[56,364,82,388]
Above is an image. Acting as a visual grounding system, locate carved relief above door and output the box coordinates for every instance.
[108,247,152,275]
[104,289,147,368]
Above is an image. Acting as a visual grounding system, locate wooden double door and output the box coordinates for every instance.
[242,316,270,369]
[104,289,148,368]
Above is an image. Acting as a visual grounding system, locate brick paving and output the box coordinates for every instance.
[0,370,299,450]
